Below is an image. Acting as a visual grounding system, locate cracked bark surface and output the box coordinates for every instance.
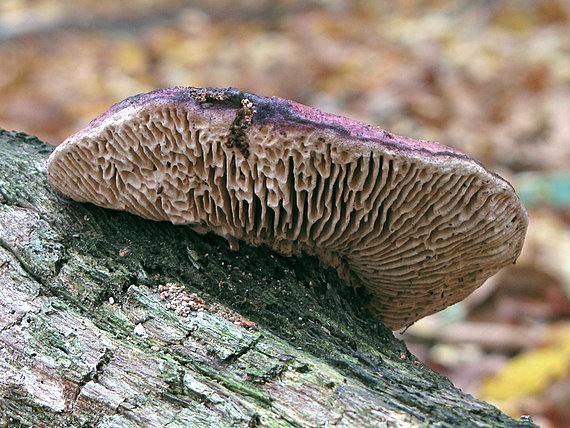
[0,130,534,427]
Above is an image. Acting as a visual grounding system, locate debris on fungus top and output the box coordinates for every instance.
[47,86,528,330]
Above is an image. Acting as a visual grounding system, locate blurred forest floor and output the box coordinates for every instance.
[1,0,569,426]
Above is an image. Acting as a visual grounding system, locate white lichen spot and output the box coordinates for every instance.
[134,323,147,338]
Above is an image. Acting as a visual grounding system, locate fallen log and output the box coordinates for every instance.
[0,130,533,427]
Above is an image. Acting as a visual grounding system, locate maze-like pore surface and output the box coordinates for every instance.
[48,97,527,330]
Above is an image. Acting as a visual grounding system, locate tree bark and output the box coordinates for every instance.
[0,130,533,427]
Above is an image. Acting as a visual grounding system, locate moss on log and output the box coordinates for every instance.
[0,130,534,427]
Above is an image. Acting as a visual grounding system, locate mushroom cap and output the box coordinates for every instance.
[47,87,528,330]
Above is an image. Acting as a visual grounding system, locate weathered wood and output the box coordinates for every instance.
[0,130,534,427]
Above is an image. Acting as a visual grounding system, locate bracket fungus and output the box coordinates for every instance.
[47,87,528,330]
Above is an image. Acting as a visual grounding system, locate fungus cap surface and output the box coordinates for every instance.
[47,86,528,330]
